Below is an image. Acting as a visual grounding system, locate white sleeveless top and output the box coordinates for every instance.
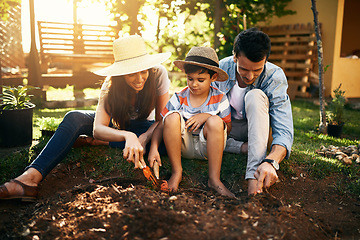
[228,80,246,120]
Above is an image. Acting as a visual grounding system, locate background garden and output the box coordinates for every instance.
[1,0,360,238]
[0,85,360,239]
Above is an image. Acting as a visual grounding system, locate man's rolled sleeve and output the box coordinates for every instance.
[264,66,294,159]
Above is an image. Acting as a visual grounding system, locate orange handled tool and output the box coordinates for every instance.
[142,166,157,186]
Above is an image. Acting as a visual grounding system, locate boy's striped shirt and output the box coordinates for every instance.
[161,86,231,123]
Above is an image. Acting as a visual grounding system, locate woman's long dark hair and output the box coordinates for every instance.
[104,68,156,129]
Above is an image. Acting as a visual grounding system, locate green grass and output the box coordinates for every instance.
[1,96,359,196]
[33,105,97,139]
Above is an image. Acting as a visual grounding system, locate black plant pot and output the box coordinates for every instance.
[0,103,35,147]
[327,123,344,138]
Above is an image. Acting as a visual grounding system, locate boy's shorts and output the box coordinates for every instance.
[163,111,227,160]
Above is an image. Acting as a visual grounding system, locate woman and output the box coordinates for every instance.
[0,35,171,202]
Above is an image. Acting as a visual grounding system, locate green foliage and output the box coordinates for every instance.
[327,84,346,125]
[291,99,359,196]
[0,85,39,110]
[38,117,62,131]
[0,149,31,183]
[0,0,20,21]
[176,0,296,59]
[97,0,295,70]
[105,0,146,35]
[1,99,359,197]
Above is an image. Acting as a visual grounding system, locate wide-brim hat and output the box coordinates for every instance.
[93,35,171,76]
[173,46,229,81]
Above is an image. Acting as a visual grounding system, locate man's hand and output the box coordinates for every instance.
[248,162,279,195]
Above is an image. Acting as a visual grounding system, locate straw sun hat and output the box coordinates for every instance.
[173,47,229,81]
[94,35,171,76]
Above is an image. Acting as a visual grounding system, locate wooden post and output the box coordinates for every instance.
[72,0,85,100]
[28,0,44,99]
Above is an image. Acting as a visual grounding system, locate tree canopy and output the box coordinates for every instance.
[101,0,295,66]
[0,0,20,21]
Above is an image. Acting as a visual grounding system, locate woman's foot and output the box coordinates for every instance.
[167,172,182,192]
[0,179,38,202]
[0,168,42,201]
[208,179,235,198]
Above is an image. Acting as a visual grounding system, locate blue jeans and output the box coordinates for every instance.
[27,110,166,178]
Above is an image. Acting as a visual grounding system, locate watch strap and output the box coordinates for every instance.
[261,158,279,170]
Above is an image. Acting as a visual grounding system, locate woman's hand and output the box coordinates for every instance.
[185,113,211,132]
[138,133,148,155]
[123,132,147,169]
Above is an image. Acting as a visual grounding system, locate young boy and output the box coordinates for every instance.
[148,46,234,198]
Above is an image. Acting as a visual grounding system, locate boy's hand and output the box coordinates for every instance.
[148,148,162,179]
[185,113,212,132]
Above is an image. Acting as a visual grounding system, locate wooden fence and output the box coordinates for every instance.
[261,23,319,99]
[37,21,118,74]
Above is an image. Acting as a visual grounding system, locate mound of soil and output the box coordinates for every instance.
[1,162,359,239]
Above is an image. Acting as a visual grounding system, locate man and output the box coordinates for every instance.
[212,28,294,195]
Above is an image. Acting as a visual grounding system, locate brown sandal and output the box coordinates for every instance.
[0,179,38,202]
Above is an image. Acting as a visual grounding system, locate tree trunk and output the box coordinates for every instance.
[129,0,140,35]
[214,0,223,50]
[311,0,327,134]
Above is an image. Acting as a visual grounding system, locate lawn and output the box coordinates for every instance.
[1,90,360,239]
[1,94,359,196]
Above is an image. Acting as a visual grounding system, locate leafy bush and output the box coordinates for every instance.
[38,117,62,131]
[327,84,346,125]
[0,85,39,110]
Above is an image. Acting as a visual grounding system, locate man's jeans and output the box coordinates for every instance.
[27,110,165,179]
[228,89,270,179]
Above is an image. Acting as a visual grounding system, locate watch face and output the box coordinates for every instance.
[272,160,279,170]
[263,159,279,170]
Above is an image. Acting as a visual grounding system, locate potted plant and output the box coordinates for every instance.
[0,85,39,147]
[326,84,346,138]
[38,117,61,137]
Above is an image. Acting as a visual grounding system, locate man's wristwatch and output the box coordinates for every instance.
[261,158,279,170]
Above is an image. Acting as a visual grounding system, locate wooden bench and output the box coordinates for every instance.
[37,21,119,100]
[260,23,319,99]
[37,21,118,74]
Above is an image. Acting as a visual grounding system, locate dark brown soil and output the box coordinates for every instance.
[1,161,359,240]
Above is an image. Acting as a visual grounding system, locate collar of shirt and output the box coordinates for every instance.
[218,56,266,92]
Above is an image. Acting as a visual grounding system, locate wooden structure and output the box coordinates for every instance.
[36,21,119,100]
[261,23,318,99]
[38,21,118,73]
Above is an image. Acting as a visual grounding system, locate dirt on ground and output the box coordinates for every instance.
[0,161,359,240]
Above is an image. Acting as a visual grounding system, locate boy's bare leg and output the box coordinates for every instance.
[163,113,183,191]
[204,116,235,198]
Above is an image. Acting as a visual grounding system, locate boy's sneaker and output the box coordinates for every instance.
[224,138,244,154]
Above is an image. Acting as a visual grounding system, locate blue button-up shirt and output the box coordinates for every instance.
[212,56,294,158]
